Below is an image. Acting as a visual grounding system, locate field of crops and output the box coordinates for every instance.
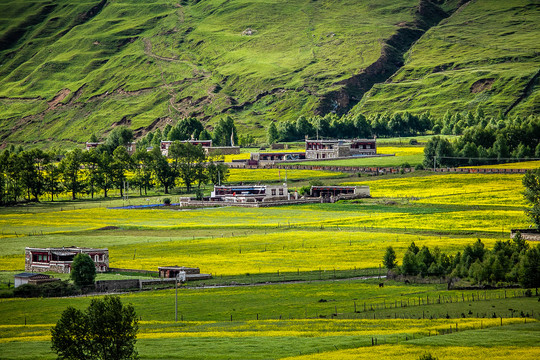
[1,170,538,359]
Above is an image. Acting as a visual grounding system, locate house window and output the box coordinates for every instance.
[271,189,276,196]
[95,255,99,262]
[279,189,284,195]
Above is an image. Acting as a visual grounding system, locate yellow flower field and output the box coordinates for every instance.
[344,173,527,207]
[462,160,540,170]
[284,345,540,360]
[0,318,531,344]
[377,146,425,156]
[227,168,346,182]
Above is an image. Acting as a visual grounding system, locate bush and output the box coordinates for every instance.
[13,281,78,298]
[415,163,425,170]
[40,280,77,297]
[13,283,40,298]
[163,197,171,205]
[71,253,96,288]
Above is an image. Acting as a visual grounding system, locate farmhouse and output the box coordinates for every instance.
[160,140,240,157]
[305,138,376,159]
[249,152,306,165]
[211,184,292,202]
[158,266,212,281]
[14,273,59,288]
[310,185,370,199]
[25,247,109,274]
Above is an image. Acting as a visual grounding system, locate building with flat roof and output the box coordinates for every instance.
[25,247,109,274]
[310,185,370,199]
[211,184,291,202]
[14,273,59,288]
[305,138,376,159]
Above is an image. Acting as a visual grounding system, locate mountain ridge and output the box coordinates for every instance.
[0,0,538,148]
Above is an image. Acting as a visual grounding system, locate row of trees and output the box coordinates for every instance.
[137,116,239,149]
[267,112,433,143]
[268,107,539,144]
[383,234,540,288]
[0,141,229,204]
[423,116,540,168]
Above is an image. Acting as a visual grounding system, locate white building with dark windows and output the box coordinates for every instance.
[305,138,376,159]
[25,247,109,274]
[211,184,290,202]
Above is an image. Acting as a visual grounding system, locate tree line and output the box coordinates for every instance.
[423,116,540,168]
[0,128,229,205]
[135,115,251,149]
[383,233,540,288]
[267,112,432,143]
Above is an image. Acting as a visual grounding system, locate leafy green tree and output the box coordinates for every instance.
[168,117,204,141]
[51,296,139,360]
[213,116,238,146]
[59,149,85,200]
[43,161,63,202]
[267,122,278,144]
[82,150,101,199]
[383,246,397,270]
[149,147,176,194]
[402,250,418,276]
[70,253,96,288]
[132,150,153,196]
[112,146,133,198]
[295,116,313,138]
[207,158,229,185]
[97,152,114,198]
[170,142,206,192]
[103,127,133,154]
[0,149,23,203]
[19,149,49,202]
[518,245,540,288]
[523,168,540,229]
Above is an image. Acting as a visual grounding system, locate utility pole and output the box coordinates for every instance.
[175,274,178,322]
[433,156,436,171]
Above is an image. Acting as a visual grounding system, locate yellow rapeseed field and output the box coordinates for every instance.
[377,146,425,156]
[283,344,540,360]
[344,173,526,207]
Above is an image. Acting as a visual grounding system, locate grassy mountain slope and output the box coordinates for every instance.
[354,0,540,118]
[0,0,538,147]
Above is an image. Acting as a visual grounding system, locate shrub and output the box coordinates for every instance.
[163,197,171,205]
[13,283,40,298]
[71,253,97,288]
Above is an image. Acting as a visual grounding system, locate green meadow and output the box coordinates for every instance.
[1,170,539,359]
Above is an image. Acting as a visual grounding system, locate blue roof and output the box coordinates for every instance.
[15,273,44,278]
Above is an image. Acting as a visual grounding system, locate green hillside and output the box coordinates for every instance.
[0,0,538,147]
[355,0,540,117]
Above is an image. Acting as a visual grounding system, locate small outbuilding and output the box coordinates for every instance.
[14,273,59,288]
[158,266,212,281]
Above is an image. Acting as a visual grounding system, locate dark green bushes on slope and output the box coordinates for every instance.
[423,116,540,168]
[387,234,540,289]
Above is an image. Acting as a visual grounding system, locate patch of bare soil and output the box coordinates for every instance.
[48,89,71,110]
[96,226,119,231]
[470,78,495,93]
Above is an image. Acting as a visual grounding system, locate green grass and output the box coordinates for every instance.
[0,170,538,359]
[0,0,420,146]
[290,154,423,167]
[3,1,538,147]
[355,0,540,118]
